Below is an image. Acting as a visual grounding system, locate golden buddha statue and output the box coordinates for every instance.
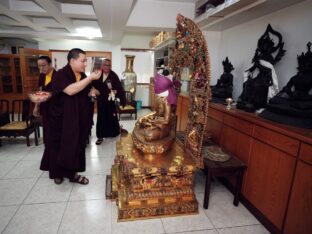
[132,69,180,154]
[136,95,172,141]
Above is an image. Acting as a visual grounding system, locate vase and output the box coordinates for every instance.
[122,55,137,100]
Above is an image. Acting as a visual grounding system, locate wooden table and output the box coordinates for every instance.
[203,154,247,209]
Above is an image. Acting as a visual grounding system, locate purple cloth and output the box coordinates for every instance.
[154,73,178,105]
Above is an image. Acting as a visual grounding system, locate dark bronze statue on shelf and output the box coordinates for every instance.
[132,68,180,154]
[259,42,312,128]
[237,24,286,112]
[211,57,234,103]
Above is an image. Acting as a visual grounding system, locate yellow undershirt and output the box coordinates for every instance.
[75,73,81,82]
[44,70,53,86]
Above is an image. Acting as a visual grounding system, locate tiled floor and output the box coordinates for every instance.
[0,110,270,234]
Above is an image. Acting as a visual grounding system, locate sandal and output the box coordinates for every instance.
[95,138,103,145]
[54,178,63,185]
[70,175,89,185]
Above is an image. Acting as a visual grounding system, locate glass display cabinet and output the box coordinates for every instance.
[0,56,13,94]
[19,48,51,99]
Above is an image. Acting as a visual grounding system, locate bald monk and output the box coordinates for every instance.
[40,48,102,185]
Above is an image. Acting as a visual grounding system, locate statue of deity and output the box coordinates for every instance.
[132,68,181,154]
[237,24,286,112]
[211,57,234,102]
[259,42,312,128]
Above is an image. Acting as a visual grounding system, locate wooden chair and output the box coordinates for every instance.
[0,99,38,146]
[117,91,137,120]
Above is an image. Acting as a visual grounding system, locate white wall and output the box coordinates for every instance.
[39,33,154,77]
[203,31,222,86]
[121,32,154,49]
[39,39,122,77]
[0,38,38,54]
[205,0,312,100]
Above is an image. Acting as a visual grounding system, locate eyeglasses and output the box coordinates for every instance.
[103,64,111,67]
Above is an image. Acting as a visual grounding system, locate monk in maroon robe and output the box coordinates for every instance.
[33,56,56,144]
[40,48,102,185]
[92,59,126,145]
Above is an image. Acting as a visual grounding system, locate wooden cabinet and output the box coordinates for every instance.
[284,143,312,234]
[173,95,312,233]
[0,55,15,94]
[201,103,312,233]
[0,54,23,110]
[245,139,296,229]
[19,48,51,99]
[0,49,51,111]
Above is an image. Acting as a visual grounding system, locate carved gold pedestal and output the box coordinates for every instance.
[107,134,198,221]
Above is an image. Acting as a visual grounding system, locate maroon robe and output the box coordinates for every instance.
[40,64,93,179]
[92,70,126,138]
[38,70,56,144]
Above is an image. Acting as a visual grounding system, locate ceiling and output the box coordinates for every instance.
[0,0,306,45]
[0,0,197,44]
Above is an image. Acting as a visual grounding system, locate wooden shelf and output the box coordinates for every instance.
[153,38,175,51]
[195,0,306,31]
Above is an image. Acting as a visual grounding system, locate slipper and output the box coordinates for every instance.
[54,178,63,184]
[70,175,89,185]
[95,138,103,145]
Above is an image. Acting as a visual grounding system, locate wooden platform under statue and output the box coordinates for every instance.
[106,134,198,221]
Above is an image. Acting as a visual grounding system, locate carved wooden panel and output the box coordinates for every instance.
[180,96,190,131]
[245,139,296,229]
[284,161,312,234]
[170,14,211,168]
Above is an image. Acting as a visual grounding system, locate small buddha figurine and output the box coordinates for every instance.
[260,42,312,128]
[211,57,234,102]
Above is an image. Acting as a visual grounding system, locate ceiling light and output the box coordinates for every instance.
[75,27,102,39]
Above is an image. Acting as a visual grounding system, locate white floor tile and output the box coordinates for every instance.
[0,151,26,162]
[69,175,107,201]
[0,178,37,205]
[217,224,270,234]
[85,157,114,175]
[203,191,259,228]
[22,145,45,161]
[24,178,73,204]
[3,202,66,234]
[0,161,18,178]
[0,206,19,233]
[59,200,111,234]
[4,160,43,179]
[161,207,214,233]
[178,230,218,234]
